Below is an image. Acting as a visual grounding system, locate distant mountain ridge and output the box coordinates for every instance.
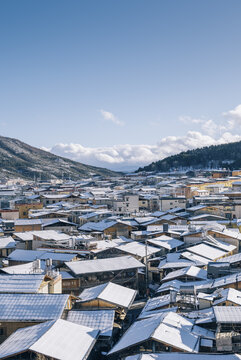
[0,135,119,180]
[137,141,241,173]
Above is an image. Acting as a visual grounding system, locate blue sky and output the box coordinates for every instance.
[1,0,241,170]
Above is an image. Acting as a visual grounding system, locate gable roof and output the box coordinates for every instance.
[79,282,136,308]
[0,319,99,360]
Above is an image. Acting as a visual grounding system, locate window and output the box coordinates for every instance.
[0,328,5,336]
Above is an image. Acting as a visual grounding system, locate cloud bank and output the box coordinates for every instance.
[43,104,241,171]
[48,131,241,171]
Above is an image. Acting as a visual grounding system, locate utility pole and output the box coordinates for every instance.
[145,238,149,297]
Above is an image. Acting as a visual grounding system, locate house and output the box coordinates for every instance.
[160,196,186,211]
[0,293,72,342]
[113,194,139,215]
[79,219,135,239]
[65,255,144,293]
[77,282,137,311]
[0,209,19,221]
[0,237,16,257]
[0,319,99,360]
[161,266,207,283]
[14,219,42,232]
[41,218,78,232]
[15,202,43,218]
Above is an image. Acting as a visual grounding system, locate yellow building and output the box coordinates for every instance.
[15,203,43,219]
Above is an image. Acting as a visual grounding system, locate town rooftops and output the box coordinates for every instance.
[108,311,214,355]
[65,255,145,275]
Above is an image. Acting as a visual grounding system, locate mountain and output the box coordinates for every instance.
[0,135,119,180]
[137,140,241,173]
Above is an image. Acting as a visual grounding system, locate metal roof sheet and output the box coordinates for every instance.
[67,309,115,337]
[8,249,76,262]
[214,306,241,323]
[0,293,69,321]
[0,274,44,293]
[65,255,144,275]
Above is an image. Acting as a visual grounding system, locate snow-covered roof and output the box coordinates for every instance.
[0,237,16,249]
[67,309,114,337]
[187,243,227,260]
[214,306,241,323]
[108,311,214,355]
[15,219,42,226]
[0,274,44,293]
[148,235,183,250]
[79,282,136,308]
[162,266,207,282]
[8,249,76,262]
[0,319,99,360]
[116,241,160,258]
[0,293,69,321]
[65,255,144,275]
[213,288,241,306]
[181,251,210,265]
[1,261,44,275]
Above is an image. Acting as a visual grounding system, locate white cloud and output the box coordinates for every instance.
[223,104,241,120]
[222,104,241,130]
[179,115,220,136]
[100,109,124,126]
[48,131,241,171]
